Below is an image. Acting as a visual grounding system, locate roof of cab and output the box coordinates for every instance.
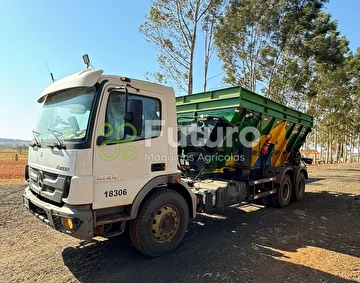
[38,69,104,103]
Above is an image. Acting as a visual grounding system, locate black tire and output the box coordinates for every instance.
[129,188,189,257]
[252,199,264,205]
[272,174,292,208]
[262,195,273,206]
[292,172,306,202]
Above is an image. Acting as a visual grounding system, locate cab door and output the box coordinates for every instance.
[92,84,168,210]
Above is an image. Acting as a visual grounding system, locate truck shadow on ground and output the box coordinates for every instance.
[62,191,360,283]
[306,177,325,184]
[323,168,360,172]
[307,175,360,184]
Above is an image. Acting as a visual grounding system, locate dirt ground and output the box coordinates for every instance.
[0,163,359,283]
[0,159,27,180]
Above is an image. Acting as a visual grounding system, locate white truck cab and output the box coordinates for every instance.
[23,69,196,257]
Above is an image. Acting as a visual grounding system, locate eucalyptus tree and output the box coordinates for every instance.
[215,0,356,161]
[202,3,222,91]
[306,43,360,162]
[140,0,222,94]
[269,11,348,107]
[214,0,338,102]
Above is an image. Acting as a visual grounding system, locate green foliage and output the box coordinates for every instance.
[141,0,360,158]
[214,0,359,159]
[215,0,346,103]
[140,0,222,94]
[306,47,360,159]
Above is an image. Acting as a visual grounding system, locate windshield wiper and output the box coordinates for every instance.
[47,128,66,149]
[30,130,42,148]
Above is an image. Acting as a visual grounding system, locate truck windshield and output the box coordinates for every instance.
[35,86,96,144]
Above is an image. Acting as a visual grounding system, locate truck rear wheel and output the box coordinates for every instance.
[262,195,273,206]
[292,172,306,201]
[272,175,292,208]
[129,188,189,257]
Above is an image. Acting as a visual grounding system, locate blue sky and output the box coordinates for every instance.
[0,0,359,140]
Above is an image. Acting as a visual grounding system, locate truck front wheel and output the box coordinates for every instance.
[129,188,189,257]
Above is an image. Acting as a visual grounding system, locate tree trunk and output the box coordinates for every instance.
[188,0,201,95]
[358,133,360,163]
[336,143,341,163]
[326,130,330,163]
[314,126,318,159]
[344,137,348,163]
[329,131,333,163]
[326,142,330,163]
[203,16,214,92]
[203,56,209,92]
[203,27,209,92]
[349,137,353,163]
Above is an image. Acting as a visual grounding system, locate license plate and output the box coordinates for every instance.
[23,196,30,209]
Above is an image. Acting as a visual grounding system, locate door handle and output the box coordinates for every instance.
[151,163,165,172]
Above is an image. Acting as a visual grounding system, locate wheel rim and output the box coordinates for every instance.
[282,182,290,201]
[151,205,180,243]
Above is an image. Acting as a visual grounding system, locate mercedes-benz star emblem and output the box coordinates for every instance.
[37,171,44,190]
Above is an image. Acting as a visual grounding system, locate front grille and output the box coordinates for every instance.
[31,189,63,207]
[44,171,58,181]
[29,167,71,205]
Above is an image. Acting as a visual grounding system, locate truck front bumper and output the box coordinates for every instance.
[22,186,94,241]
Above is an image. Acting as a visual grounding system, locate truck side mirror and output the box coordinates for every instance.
[126,99,143,137]
[96,135,107,146]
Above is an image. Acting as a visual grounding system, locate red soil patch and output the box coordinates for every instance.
[0,159,27,180]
